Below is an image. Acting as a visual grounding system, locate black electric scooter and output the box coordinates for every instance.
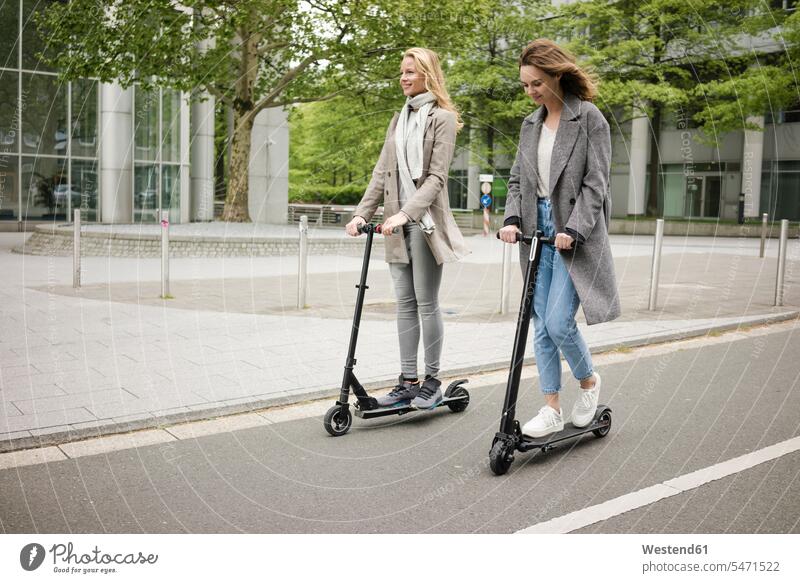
[488,230,612,475]
[323,223,470,436]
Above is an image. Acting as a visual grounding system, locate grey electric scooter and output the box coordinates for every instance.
[323,223,470,436]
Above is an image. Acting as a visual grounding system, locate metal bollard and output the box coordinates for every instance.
[500,242,512,315]
[298,215,309,309]
[775,219,788,307]
[73,209,81,289]
[648,219,664,311]
[160,210,170,298]
[760,213,768,258]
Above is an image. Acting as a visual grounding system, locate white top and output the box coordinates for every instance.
[537,124,556,198]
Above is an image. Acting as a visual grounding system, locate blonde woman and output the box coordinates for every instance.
[346,47,470,410]
[498,39,620,437]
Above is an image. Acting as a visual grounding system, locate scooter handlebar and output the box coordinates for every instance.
[495,231,558,246]
[356,223,376,234]
[355,223,396,235]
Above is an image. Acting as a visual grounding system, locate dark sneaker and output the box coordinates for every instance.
[411,377,443,410]
[376,376,419,407]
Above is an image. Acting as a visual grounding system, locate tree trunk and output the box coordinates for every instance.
[486,125,495,170]
[222,21,260,223]
[647,105,662,216]
[222,108,254,222]
[214,105,227,201]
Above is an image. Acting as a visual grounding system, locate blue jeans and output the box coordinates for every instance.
[533,197,593,395]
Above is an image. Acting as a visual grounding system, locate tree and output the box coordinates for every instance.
[447,0,549,174]
[38,0,483,222]
[289,95,395,204]
[551,0,798,216]
[286,1,549,210]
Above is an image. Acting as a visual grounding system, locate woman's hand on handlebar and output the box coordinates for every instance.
[498,225,521,244]
[554,232,575,250]
[381,212,409,236]
[345,216,366,237]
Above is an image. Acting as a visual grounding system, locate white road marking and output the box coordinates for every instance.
[516,436,800,534]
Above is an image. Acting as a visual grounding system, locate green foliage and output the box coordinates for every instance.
[447,0,550,168]
[37,0,485,220]
[290,97,395,180]
[553,0,797,138]
[693,65,797,134]
[289,180,368,205]
[36,0,799,218]
[288,95,395,203]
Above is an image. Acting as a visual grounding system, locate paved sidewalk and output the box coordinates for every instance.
[1,228,798,452]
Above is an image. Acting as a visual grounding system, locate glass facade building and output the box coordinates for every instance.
[1,1,100,223]
[0,0,190,227]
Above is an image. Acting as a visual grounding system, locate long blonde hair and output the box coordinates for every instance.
[519,39,598,102]
[403,47,463,131]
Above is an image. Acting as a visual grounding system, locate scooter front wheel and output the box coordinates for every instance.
[324,406,353,437]
[489,440,514,475]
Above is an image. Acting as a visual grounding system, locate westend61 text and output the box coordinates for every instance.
[49,543,159,565]
[642,544,708,555]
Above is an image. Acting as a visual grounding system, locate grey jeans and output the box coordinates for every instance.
[388,224,444,378]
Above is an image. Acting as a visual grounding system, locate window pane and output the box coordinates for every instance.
[22,0,56,72]
[134,85,158,161]
[0,0,19,68]
[21,155,67,220]
[0,154,19,220]
[772,172,800,220]
[72,158,97,222]
[0,70,18,151]
[161,164,180,223]
[134,162,158,223]
[71,78,97,158]
[777,160,800,172]
[493,174,509,212]
[661,173,685,217]
[162,89,180,162]
[21,72,67,156]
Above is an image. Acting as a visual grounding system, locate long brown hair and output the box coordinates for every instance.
[404,47,464,131]
[519,39,598,102]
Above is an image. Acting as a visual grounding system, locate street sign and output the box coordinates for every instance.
[481,194,492,208]
[480,182,492,195]
[479,174,494,183]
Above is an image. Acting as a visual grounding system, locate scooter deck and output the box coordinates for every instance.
[517,406,611,452]
[354,395,468,419]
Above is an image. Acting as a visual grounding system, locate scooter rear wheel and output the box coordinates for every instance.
[489,440,514,475]
[446,386,470,413]
[324,406,353,437]
[592,410,612,438]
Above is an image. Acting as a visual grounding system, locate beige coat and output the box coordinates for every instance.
[354,105,470,264]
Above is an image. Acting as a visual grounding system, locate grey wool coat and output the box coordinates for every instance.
[354,105,471,265]
[504,92,621,326]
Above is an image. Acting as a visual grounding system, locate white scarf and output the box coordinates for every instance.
[394,91,437,234]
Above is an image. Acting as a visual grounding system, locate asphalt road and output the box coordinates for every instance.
[1,323,798,534]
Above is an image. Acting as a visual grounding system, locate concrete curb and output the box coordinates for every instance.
[14,223,385,258]
[1,310,796,454]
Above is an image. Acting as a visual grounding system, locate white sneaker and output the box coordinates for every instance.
[522,405,564,438]
[571,372,601,428]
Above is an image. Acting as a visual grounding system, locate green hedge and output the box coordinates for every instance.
[289,182,368,205]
